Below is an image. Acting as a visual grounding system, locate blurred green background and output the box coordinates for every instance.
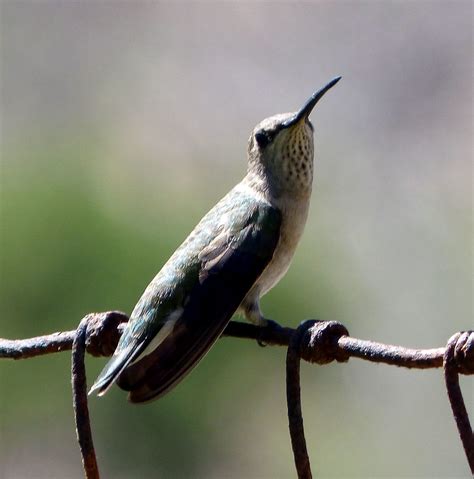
[0,2,472,478]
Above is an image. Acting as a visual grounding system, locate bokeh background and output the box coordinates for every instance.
[1,2,472,478]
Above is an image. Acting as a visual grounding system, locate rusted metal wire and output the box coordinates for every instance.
[0,330,77,359]
[71,318,100,479]
[0,311,128,360]
[1,312,473,477]
[286,321,315,479]
[443,332,474,474]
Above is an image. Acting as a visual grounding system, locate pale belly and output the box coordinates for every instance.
[247,194,311,299]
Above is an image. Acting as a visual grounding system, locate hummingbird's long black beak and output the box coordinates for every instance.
[284,76,342,127]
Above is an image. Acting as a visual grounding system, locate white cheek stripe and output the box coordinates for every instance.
[129,308,183,365]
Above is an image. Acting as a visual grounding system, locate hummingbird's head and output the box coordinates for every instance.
[247,77,341,196]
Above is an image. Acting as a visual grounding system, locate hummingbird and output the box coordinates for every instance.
[90,77,341,403]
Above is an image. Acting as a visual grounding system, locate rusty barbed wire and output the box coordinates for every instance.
[443,332,474,472]
[72,318,100,479]
[0,311,472,478]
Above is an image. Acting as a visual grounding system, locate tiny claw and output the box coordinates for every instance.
[257,319,283,347]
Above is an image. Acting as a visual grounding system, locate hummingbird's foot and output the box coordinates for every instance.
[241,300,283,346]
[257,318,284,347]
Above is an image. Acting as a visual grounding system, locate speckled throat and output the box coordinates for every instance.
[280,124,314,191]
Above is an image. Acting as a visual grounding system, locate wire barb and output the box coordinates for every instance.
[286,321,314,478]
[285,320,351,479]
[71,317,100,479]
[1,312,473,477]
[443,331,474,474]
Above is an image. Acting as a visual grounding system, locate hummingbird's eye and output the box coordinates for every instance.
[255,130,271,148]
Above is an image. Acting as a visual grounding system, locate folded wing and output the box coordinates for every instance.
[92,198,281,403]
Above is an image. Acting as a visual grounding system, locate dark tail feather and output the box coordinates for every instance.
[89,345,141,397]
[117,319,226,403]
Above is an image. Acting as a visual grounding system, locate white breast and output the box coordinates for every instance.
[254,193,311,296]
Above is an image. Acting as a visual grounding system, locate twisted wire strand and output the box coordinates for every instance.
[1,312,472,478]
